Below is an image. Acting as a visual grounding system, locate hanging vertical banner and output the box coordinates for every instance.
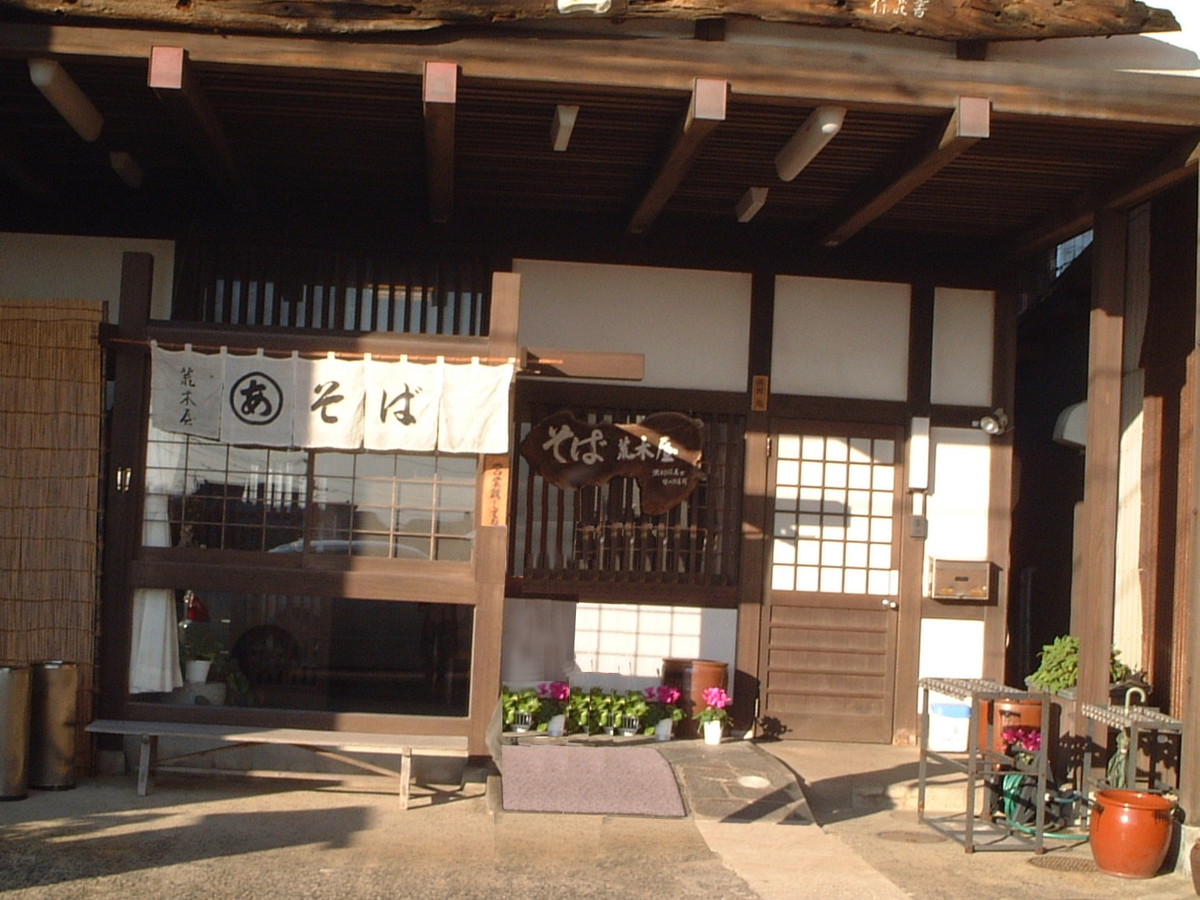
[440,359,514,454]
[363,355,443,451]
[221,350,297,447]
[150,343,223,439]
[293,352,366,449]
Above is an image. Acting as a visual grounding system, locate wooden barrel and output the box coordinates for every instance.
[662,658,728,739]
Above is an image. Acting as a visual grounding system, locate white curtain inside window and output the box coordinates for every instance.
[128,425,184,694]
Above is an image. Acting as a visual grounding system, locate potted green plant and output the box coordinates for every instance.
[1026,635,1135,698]
[179,627,222,684]
[615,689,649,736]
[501,686,542,732]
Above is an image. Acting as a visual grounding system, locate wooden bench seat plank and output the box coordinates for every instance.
[86,719,467,808]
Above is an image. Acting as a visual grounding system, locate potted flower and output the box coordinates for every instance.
[694,686,732,745]
[537,681,571,735]
[644,684,685,741]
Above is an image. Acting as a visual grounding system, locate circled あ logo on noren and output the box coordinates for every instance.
[230,371,283,426]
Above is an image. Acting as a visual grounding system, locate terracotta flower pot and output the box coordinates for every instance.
[1089,789,1176,879]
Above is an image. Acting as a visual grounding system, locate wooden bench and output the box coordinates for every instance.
[86,719,468,809]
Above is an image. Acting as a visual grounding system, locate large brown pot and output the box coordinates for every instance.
[1090,789,1176,878]
[977,698,1042,754]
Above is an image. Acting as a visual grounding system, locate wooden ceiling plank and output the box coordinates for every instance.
[628,77,726,234]
[424,60,458,224]
[1010,132,1200,257]
[819,96,990,248]
[0,0,1179,41]
[3,24,1200,128]
[148,45,241,191]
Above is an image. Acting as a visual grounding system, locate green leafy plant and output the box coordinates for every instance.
[501,686,542,727]
[1027,635,1134,692]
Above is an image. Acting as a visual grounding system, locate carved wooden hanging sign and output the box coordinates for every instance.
[520,410,704,515]
[0,1,1178,41]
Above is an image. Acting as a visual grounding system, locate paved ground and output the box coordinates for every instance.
[0,737,1196,899]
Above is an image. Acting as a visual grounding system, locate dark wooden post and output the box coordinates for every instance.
[1076,211,1126,711]
[97,252,155,718]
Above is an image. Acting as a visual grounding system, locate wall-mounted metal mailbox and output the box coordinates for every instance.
[930,559,996,603]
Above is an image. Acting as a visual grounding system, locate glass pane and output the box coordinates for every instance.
[435,537,472,561]
[143,592,473,716]
[771,539,796,566]
[771,565,796,591]
[143,434,475,562]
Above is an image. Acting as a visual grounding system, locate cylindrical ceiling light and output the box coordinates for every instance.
[775,106,845,182]
[28,59,104,143]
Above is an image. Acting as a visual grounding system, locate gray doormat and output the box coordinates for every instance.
[500,744,686,817]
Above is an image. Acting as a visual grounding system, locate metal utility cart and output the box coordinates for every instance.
[917,677,1050,853]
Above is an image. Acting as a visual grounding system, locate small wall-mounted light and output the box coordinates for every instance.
[109,151,144,188]
[551,104,579,152]
[973,408,1010,436]
[735,186,768,223]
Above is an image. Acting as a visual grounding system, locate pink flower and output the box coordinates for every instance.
[537,681,570,701]
[656,685,681,705]
[1001,726,1041,753]
[702,686,731,709]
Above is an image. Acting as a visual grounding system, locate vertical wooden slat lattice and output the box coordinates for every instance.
[0,299,104,772]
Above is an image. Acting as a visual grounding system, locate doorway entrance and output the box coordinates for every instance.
[759,423,904,742]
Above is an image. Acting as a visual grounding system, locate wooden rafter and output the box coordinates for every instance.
[818,96,991,248]
[4,24,1197,129]
[148,46,241,192]
[629,77,726,234]
[424,61,458,224]
[0,0,1179,42]
[1012,133,1200,256]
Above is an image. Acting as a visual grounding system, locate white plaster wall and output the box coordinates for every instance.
[512,259,750,391]
[500,596,578,686]
[918,618,986,713]
[772,276,910,400]
[924,427,992,577]
[0,233,175,322]
[573,602,737,686]
[930,288,994,407]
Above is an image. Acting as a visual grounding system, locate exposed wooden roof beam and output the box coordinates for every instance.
[0,0,1179,42]
[5,25,1199,128]
[148,46,241,191]
[1011,133,1200,257]
[818,96,991,248]
[628,77,726,235]
[424,60,458,224]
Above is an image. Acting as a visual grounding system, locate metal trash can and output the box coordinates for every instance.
[662,658,728,739]
[0,665,31,800]
[28,661,78,790]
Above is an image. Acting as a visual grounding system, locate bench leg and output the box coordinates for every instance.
[399,748,412,810]
[137,734,157,796]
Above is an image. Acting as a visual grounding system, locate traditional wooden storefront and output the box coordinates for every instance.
[3,0,1200,815]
